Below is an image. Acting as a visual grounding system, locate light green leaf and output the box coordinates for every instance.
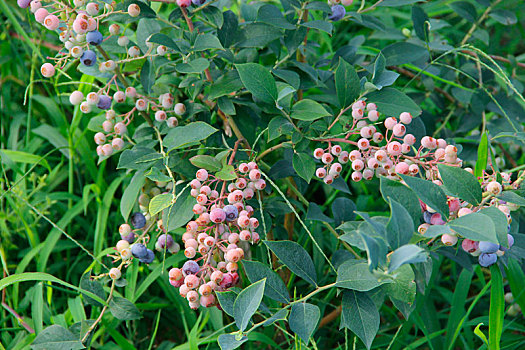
[148,193,173,216]
[164,122,218,151]
[233,279,266,331]
[235,63,277,104]
[290,99,331,121]
[263,240,317,286]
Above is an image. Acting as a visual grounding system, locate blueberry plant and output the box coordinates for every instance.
[2,0,525,348]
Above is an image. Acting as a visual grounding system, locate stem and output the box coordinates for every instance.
[81,280,116,343]
[181,7,194,32]
[255,142,292,161]
[323,222,361,259]
[460,0,501,46]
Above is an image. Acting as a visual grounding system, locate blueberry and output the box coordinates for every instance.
[131,243,148,259]
[140,249,155,264]
[508,234,514,248]
[478,241,499,253]
[86,30,103,46]
[80,50,97,67]
[328,5,345,21]
[155,234,174,251]
[17,0,31,8]
[130,212,146,229]
[192,0,206,5]
[97,95,112,110]
[223,205,239,222]
[121,231,135,243]
[423,211,432,224]
[182,260,200,275]
[479,253,498,267]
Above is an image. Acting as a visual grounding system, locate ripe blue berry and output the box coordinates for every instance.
[130,212,146,229]
[423,211,432,224]
[97,95,112,110]
[121,231,135,243]
[182,260,200,275]
[80,50,97,66]
[328,5,345,21]
[140,249,155,264]
[86,31,103,46]
[131,243,148,259]
[223,205,239,222]
[478,241,499,254]
[155,234,174,251]
[192,0,206,5]
[17,0,31,8]
[478,253,498,267]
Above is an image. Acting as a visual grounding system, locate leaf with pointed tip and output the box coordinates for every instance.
[233,279,266,331]
[340,290,379,350]
[289,303,320,345]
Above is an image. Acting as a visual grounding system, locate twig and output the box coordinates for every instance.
[391,66,455,103]
[460,0,502,45]
[1,302,35,333]
[81,280,116,343]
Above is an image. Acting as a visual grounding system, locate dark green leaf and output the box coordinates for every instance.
[291,99,331,121]
[366,87,421,117]
[233,279,266,331]
[332,197,356,226]
[120,170,145,222]
[235,63,277,104]
[336,260,390,291]
[257,4,295,29]
[388,244,428,273]
[380,177,421,226]
[386,198,414,250]
[399,174,449,219]
[301,20,332,34]
[218,334,248,350]
[412,5,430,41]
[335,58,360,108]
[450,1,477,22]
[306,202,334,223]
[31,325,84,350]
[189,155,222,172]
[340,290,379,350]
[489,10,517,25]
[175,58,210,74]
[109,297,141,320]
[448,213,498,243]
[165,188,194,231]
[381,42,429,66]
[438,164,482,205]
[292,153,315,183]
[193,33,224,51]
[208,70,243,100]
[164,122,218,151]
[263,240,317,286]
[475,133,488,180]
[243,260,290,303]
[289,303,320,345]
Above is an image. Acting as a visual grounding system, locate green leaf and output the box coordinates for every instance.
[166,189,194,231]
[80,273,106,307]
[365,87,421,117]
[31,325,84,350]
[505,258,525,319]
[268,116,294,142]
[208,70,243,100]
[340,290,379,350]
[412,5,430,41]
[292,153,315,183]
[335,58,360,109]
[164,122,218,151]
[384,264,416,304]
[189,155,222,172]
[438,164,482,205]
[388,244,428,273]
[233,279,266,331]
[140,58,154,94]
[0,149,50,171]
[263,240,317,286]
[475,132,489,180]
[380,177,421,226]
[109,297,141,320]
[263,308,289,326]
[193,33,224,51]
[399,174,449,219]
[216,291,237,317]
[257,4,295,29]
[489,9,517,25]
[144,167,171,182]
[474,323,489,346]
[243,260,290,303]
[301,20,332,34]
[175,58,210,74]
[290,99,331,121]
[33,124,70,158]
[306,202,334,223]
[120,170,145,222]
[148,193,173,216]
[218,334,248,350]
[148,33,181,52]
[381,42,429,66]
[336,260,390,291]
[289,303,320,345]
[216,164,237,181]
[449,1,477,23]
[386,198,414,250]
[235,63,277,104]
[448,213,498,243]
[489,265,504,349]
[479,207,509,247]
[332,197,357,226]
[497,191,525,206]
[236,23,282,48]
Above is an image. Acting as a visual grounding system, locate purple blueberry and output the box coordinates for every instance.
[97,95,112,110]
[131,243,148,259]
[130,212,146,229]
[80,50,97,67]
[140,249,155,264]
[479,253,498,267]
[479,241,499,254]
[423,211,432,224]
[223,205,239,222]
[17,0,31,8]
[192,0,206,5]
[121,231,135,243]
[155,234,174,251]
[508,234,514,248]
[182,260,200,275]
[86,31,103,46]
[328,5,345,21]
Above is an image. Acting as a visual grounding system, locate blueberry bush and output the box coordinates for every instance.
[2,0,525,348]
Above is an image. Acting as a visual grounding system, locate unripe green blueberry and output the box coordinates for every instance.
[117,36,129,46]
[116,240,130,252]
[128,3,140,17]
[109,24,120,36]
[69,90,84,105]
